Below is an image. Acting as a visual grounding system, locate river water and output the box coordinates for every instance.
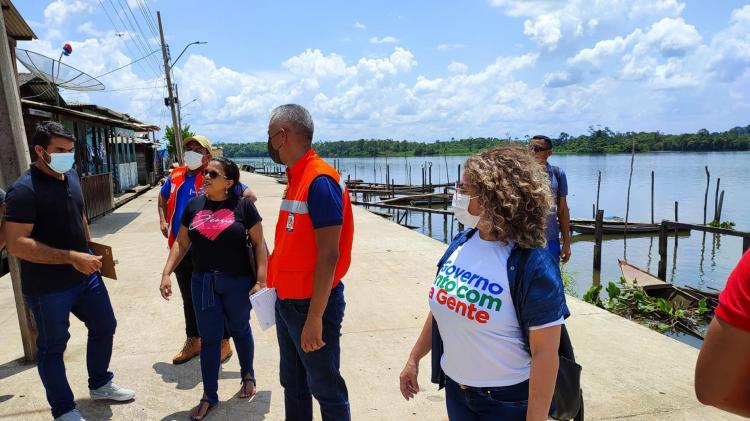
[237,152,749,306]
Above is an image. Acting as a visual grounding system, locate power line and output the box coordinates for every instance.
[94,49,160,78]
[114,0,163,74]
[97,0,155,78]
[135,0,160,40]
[108,0,162,76]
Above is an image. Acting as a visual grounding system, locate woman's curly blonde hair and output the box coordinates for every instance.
[463,146,553,249]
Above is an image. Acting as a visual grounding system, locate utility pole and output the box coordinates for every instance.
[175,83,183,142]
[157,11,183,165]
[0,11,38,361]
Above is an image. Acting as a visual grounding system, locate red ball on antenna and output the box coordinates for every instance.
[62,43,73,56]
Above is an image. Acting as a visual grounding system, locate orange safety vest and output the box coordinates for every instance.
[165,166,204,247]
[267,150,354,299]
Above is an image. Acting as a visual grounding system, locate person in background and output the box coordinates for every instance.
[400,146,568,421]
[694,249,750,417]
[529,135,571,263]
[266,104,354,421]
[158,135,257,365]
[160,157,267,420]
[4,122,135,421]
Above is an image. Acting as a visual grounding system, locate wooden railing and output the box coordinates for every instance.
[81,172,114,221]
[658,220,750,280]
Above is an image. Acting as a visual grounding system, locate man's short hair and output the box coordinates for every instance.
[532,135,552,149]
[270,104,314,141]
[32,121,75,148]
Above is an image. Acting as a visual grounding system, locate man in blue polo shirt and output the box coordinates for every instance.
[529,135,571,263]
[4,122,135,421]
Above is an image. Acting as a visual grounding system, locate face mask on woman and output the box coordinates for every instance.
[452,192,481,228]
[184,150,205,170]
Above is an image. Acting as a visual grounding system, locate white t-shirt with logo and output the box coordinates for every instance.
[429,234,563,387]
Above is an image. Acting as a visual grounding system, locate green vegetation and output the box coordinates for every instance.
[215,125,750,158]
[164,125,194,155]
[560,265,578,297]
[707,220,736,229]
[583,278,711,334]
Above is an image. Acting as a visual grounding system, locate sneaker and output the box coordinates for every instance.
[173,337,201,364]
[89,381,135,401]
[220,339,233,363]
[54,409,86,421]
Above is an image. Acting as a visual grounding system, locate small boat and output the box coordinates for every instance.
[618,260,715,309]
[378,193,452,207]
[572,223,690,235]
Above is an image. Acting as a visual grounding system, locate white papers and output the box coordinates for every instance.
[250,288,277,331]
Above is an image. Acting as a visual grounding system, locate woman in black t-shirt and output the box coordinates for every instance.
[160,157,267,420]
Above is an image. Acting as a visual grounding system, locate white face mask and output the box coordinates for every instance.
[184,150,205,170]
[452,192,481,229]
[44,151,75,174]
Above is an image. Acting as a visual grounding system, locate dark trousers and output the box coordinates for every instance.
[445,376,529,421]
[24,274,117,419]
[275,282,350,421]
[191,271,255,405]
[174,253,229,340]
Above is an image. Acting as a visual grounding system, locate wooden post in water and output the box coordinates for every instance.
[391,178,395,198]
[674,201,679,245]
[716,190,725,222]
[714,178,721,222]
[624,139,636,237]
[703,166,710,225]
[658,220,669,280]
[596,170,602,215]
[457,164,461,185]
[593,210,604,271]
[592,204,595,219]
[650,171,655,224]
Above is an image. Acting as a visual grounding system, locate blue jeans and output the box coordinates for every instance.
[546,239,561,262]
[191,271,255,405]
[445,376,529,421]
[24,274,117,419]
[275,282,349,421]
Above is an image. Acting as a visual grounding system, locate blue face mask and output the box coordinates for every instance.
[44,151,75,174]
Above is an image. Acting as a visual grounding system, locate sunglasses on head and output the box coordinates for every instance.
[529,145,551,153]
[202,169,227,180]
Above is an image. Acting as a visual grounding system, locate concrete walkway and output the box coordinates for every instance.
[0,172,739,420]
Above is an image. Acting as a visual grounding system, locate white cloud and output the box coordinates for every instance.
[44,0,96,27]
[447,61,468,74]
[437,43,465,51]
[705,5,750,81]
[370,36,400,44]
[77,21,103,38]
[353,21,366,30]
[282,49,349,78]
[543,71,582,88]
[489,0,685,49]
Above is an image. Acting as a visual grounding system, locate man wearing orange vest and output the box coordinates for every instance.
[266,104,354,421]
[158,135,256,365]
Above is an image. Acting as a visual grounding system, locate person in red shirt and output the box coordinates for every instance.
[695,248,750,417]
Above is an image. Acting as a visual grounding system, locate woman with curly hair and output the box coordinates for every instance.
[399,146,569,421]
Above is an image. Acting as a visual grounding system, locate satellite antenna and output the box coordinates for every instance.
[16,47,106,106]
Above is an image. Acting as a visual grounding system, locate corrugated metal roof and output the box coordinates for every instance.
[22,99,160,132]
[18,74,66,106]
[2,0,37,41]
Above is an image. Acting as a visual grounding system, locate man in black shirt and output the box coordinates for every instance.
[4,122,135,421]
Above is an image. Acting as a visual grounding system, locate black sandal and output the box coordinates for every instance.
[238,375,256,399]
[190,398,215,421]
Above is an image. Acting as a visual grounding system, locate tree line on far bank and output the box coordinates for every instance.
[209,125,750,158]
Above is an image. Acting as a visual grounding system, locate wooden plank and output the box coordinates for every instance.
[666,221,750,238]
[351,201,454,215]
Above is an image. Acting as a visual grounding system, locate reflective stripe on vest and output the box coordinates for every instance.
[280,200,309,214]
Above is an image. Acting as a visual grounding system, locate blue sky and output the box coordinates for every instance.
[14,0,750,142]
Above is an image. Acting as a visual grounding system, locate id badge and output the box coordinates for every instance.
[286,213,295,232]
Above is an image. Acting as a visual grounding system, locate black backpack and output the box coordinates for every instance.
[511,249,584,421]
